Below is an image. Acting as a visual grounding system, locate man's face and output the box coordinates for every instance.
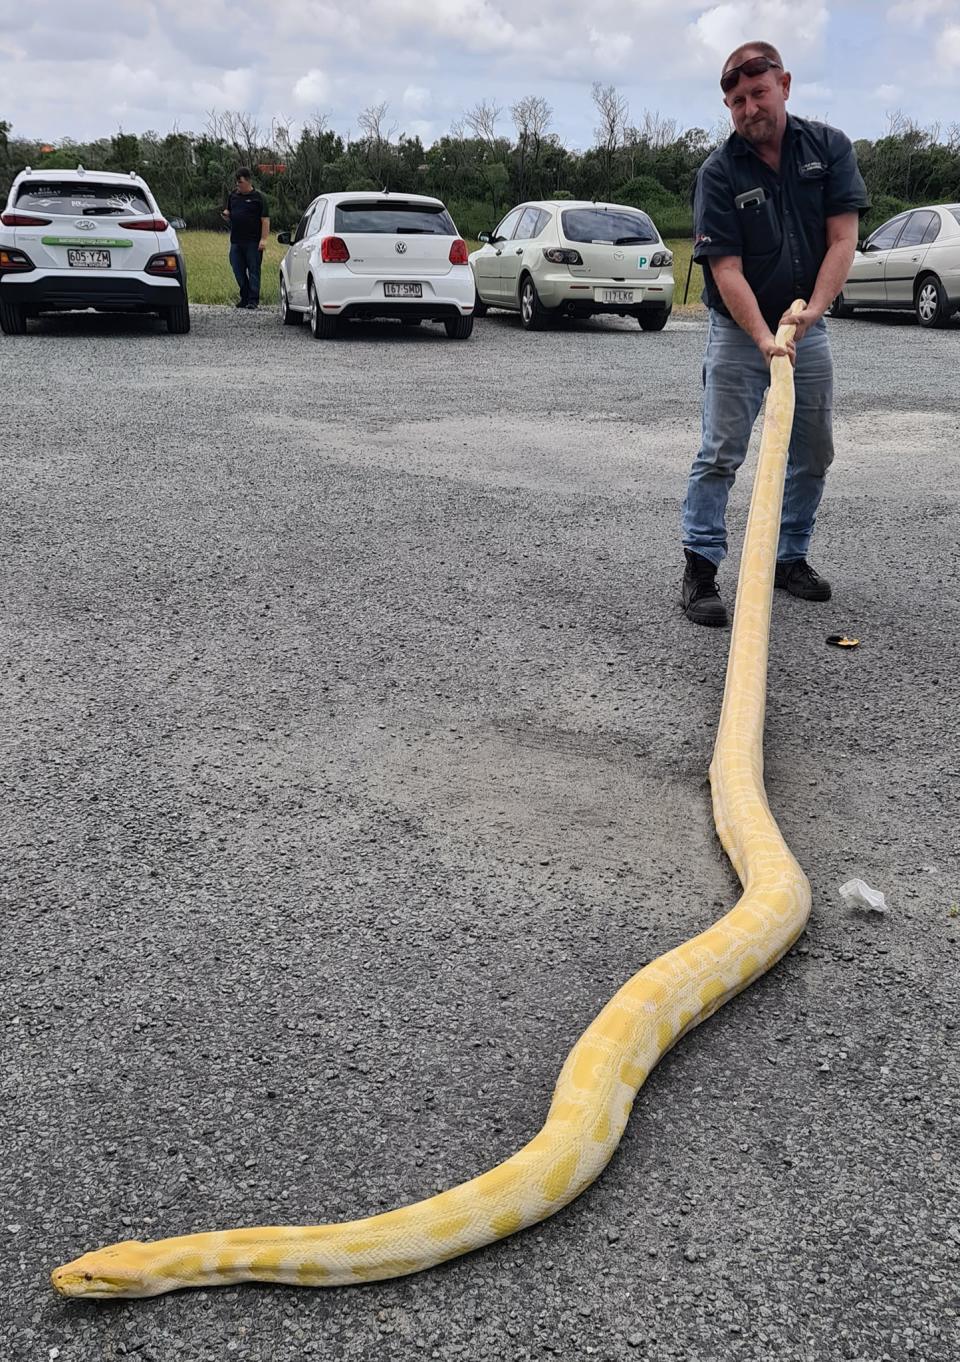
[723,61,790,147]
[236,177,252,193]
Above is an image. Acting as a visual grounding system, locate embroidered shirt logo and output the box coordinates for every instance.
[800,160,825,173]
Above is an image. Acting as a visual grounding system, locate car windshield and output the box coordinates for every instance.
[334,203,455,234]
[561,208,657,245]
[15,182,153,216]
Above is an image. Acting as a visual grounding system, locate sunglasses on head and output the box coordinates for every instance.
[721,57,782,94]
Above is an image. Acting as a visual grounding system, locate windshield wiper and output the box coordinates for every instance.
[614,236,653,245]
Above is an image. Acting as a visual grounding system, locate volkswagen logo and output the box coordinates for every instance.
[76,220,96,230]
[395,240,407,254]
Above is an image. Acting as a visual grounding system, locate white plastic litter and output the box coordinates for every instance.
[839,878,889,914]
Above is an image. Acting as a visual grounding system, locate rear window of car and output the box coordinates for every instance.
[561,208,658,245]
[15,181,153,216]
[950,206,960,227]
[334,202,456,235]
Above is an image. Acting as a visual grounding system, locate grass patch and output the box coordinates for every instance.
[180,229,704,312]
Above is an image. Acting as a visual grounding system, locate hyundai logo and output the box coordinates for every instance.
[76,220,96,230]
[395,240,407,254]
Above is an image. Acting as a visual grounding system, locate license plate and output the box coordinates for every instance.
[384,282,422,298]
[596,288,635,304]
[68,249,111,269]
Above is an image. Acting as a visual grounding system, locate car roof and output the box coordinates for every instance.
[521,200,657,212]
[13,167,152,189]
[322,191,447,207]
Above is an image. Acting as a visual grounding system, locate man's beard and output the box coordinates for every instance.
[741,113,776,145]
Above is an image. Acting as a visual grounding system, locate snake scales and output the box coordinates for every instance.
[53,302,811,1299]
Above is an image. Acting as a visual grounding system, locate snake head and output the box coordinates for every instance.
[51,1240,157,1299]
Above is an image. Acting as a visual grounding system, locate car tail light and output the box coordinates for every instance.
[1,212,52,227]
[121,218,168,231]
[449,238,469,265]
[146,253,179,276]
[0,247,35,272]
[542,247,583,266]
[321,236,350,263]
[650,250,673,268]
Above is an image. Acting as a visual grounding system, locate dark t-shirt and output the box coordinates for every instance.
[227,189,268,244]
[692,115,870,329]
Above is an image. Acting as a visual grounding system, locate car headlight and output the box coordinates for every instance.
[649,250,673,268]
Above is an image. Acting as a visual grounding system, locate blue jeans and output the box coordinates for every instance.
[229,240,262,306]
[681,310,835,565]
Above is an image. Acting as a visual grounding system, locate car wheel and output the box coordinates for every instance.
[165,299,190,334]
[0,296,28,335]
[280,278,301,326]
[519,276,551,331]
[637,308,671,332]
[827,292,854,319]
[915,275,949,328]
[473,296,488,317]
[444,314,474,340]
[309,285,339,340]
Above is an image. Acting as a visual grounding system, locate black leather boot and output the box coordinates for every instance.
[682,549,728,627]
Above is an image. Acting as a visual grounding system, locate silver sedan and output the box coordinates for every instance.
[829,203,960,327]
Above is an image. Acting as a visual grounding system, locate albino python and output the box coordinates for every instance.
[53,302,812,1300]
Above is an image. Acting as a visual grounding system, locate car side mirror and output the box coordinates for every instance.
[478,232,490,244]
[276,231,291,245]
[857,239,867,252]
[168,217,187,230]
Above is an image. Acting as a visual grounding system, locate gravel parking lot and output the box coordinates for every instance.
[3,304,959,1362]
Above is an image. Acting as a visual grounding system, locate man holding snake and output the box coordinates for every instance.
[681,40,869,627]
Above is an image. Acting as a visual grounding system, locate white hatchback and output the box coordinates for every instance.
[0,167,189,335]
[277,192,475,339]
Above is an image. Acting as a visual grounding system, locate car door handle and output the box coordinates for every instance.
[515,248,523,254]
[495,249,502,256]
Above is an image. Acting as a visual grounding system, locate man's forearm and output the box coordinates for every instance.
[806,238,857,318]
[711,265,771,346]
[260,218,270,244]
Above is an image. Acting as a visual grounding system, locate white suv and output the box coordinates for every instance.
[277,192,475,339]
[0,167,190,335]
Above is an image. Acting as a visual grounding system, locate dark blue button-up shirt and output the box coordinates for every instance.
[693,114,870,329]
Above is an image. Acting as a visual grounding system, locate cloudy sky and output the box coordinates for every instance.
[2,0,959,148]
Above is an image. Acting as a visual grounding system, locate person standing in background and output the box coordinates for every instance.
[221,169,270,311]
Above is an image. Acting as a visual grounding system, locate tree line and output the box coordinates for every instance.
[1,97,958,241]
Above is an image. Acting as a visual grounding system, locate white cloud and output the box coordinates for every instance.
[689,1,828,65]
[293,68,331,107]
[402,85,431,113]
[794,80,833,101]
[871,82,903,101]
[887,0,958,26]
[941,21,960,65]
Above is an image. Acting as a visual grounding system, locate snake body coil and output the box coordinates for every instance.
[53,306,811,1299]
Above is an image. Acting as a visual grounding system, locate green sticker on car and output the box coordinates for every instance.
[637,256,647,268]
[41,236,133,247]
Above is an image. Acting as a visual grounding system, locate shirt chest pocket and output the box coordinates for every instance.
[797,165,828,208]
[738,195,781,256]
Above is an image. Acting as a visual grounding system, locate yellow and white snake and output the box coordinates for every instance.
[53,303,811,1300]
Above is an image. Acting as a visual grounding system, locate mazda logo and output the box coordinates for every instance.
[76,220,96,230]
[613,251,624,260]
[395,240,407,254]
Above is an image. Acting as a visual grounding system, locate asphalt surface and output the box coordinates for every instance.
[2,303,959,1362]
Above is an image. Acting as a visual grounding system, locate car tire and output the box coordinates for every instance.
[473,296,488,317]
[637,308,671,332]
[827,292,854,319]
[309,285,339,340]
[165,299,191,334]
[280,279,301,326]
[519,276,551,331]
[915,275,950,328]
[444,314,474,340]
[0,296,28,335]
